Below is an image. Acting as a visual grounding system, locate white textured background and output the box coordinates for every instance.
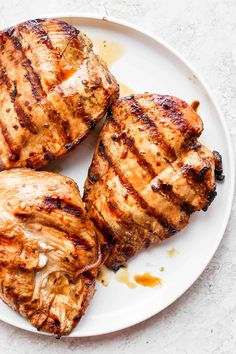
[0,0,236,353]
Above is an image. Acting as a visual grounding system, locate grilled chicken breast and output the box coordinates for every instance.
[0,169,100,336]
[84,94,224,270]
[0,18,119,170]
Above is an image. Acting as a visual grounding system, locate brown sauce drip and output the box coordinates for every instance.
[93,38,134,97]
[93,39,125,68]
[191,100,200,112]
[116,267,136,289]
[97,265,112,287]
[119,82,133,97]
[134,272,162,287]
[167,247,177,257]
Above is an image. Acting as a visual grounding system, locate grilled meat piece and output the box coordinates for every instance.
[84,94,223,270]
[0,18,119,170]
[0,169,100,336]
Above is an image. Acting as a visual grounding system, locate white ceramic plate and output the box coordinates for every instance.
[0,14,234,337]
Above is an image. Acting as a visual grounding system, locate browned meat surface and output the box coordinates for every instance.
[0,169,101,336]
[0,18,119,170]
[84,94,224,270]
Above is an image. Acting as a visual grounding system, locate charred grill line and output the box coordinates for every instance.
[126,96,177,161]
[0,67,19,160]
[180,162,217,209]
[98,140,177,235]
[0,35,41,137]
[14,101,38,134]
[0,67,10,89]
[58,87,94,131]
[153,95,197,135]
[1,62,38,135]
[8,31,71,142]
[57,20,81,58]
[109,114,156,176]
[67,234,93,250]
[151,179,194,215]
[11,34,45,102]
[109,115,194,215]
[0,119,19,162]
[44,196,84,218]
[58,20,80,37]
[21,19,54,50]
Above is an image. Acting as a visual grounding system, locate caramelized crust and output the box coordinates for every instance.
[84,94,221,270]
[0,169,101,336]
[0,18,119,170]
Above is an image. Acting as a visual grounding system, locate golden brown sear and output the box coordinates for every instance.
[84,94,224,270]
[0,18,119,170]
[0,169,101,336]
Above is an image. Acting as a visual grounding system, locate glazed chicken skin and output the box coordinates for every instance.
[0,169,101,336]
[84,94,224,270]
[0,18,119,170]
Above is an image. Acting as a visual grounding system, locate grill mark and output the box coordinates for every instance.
[154,95,198,136]
[0,68,20,160]
[109,114,156,176]
[98,140,177,235]
[109,115,194,214]
[179,162,217,210]
[57,20,80,38]
[0,159,5,171]
[66,234,93,250]
[107,200,124,219]
[11,35,45,102]
[14,101,38,134]
[0,34,41,137]
[104,177,128,221]
[44,196,84,218]
[24,218,92,250]
[21,19,53,50]
[1,66,10,89]
[0,118,19,162]
[180,163,210,186]
[151,179,194,214]
[56,20,81,56]
[85,56,111,99]
[46,109,70,141]
[1,64,38,135]
[8,31,70,142]
[123,96,214,211]
[57,87,94,130]
[125,96,177,161]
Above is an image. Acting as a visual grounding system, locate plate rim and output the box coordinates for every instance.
[0,12,235,338]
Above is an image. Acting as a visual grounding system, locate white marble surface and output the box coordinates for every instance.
[0,0,236,353]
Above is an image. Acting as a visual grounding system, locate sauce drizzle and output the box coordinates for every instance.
[97,265,113,287]
[116,267,136,289]
[93,39,124,68]
[134,272,162,287]
[119,82,133,97]
[93,38,134,97]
